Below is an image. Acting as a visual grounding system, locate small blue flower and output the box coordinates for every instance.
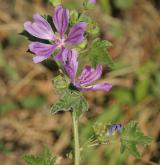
[106,124,123,137]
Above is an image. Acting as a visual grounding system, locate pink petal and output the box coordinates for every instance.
[77,64,102,86]
[29,42,58,63]
[33,56,48,63]
[24,14,55,40]
[54,47,65,61]
[80,83,112,91]
[52,5,69,38]
[65,22,87,46]
[62,48,78,82]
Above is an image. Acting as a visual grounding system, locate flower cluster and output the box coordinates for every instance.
[24,4,112,92]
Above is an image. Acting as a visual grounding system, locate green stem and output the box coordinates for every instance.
[72,110,80,165]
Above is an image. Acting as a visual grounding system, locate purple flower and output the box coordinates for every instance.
[88,0,96,4]
[60,48,112,91]
[106,124,123,137]
[24,5,87,63]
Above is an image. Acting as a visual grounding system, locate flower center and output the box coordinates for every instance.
[59,38,65,47]
[55,37,66,48]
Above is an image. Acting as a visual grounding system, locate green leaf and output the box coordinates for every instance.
[121,121,152,158]
[23,155,42,165]
[51,88,88,115]
[121,141,140,158]
[83,38,114,68]
[23,145,56,165]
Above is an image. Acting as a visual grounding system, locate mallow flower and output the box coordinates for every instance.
[24,5,87,63]
[59,48,112,91]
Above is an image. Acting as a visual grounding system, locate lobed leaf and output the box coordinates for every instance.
[120,121,152,158]
[51,89,88,115]
[82,38,114,68]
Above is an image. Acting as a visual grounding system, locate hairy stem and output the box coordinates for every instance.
[72,110,80,165]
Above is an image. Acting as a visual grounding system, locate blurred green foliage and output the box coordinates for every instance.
[0,142,13,153]
[108,23,124,38]
[99,0,112,14]
[112,89,133,105]
[0,101,17,113]
[20,95,46,109]
[113,0,134,10]
[135,62,156,102]
[23,145,56,165]
[0,43,19,80]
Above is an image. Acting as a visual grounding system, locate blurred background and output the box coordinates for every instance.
[0,0,160,164]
